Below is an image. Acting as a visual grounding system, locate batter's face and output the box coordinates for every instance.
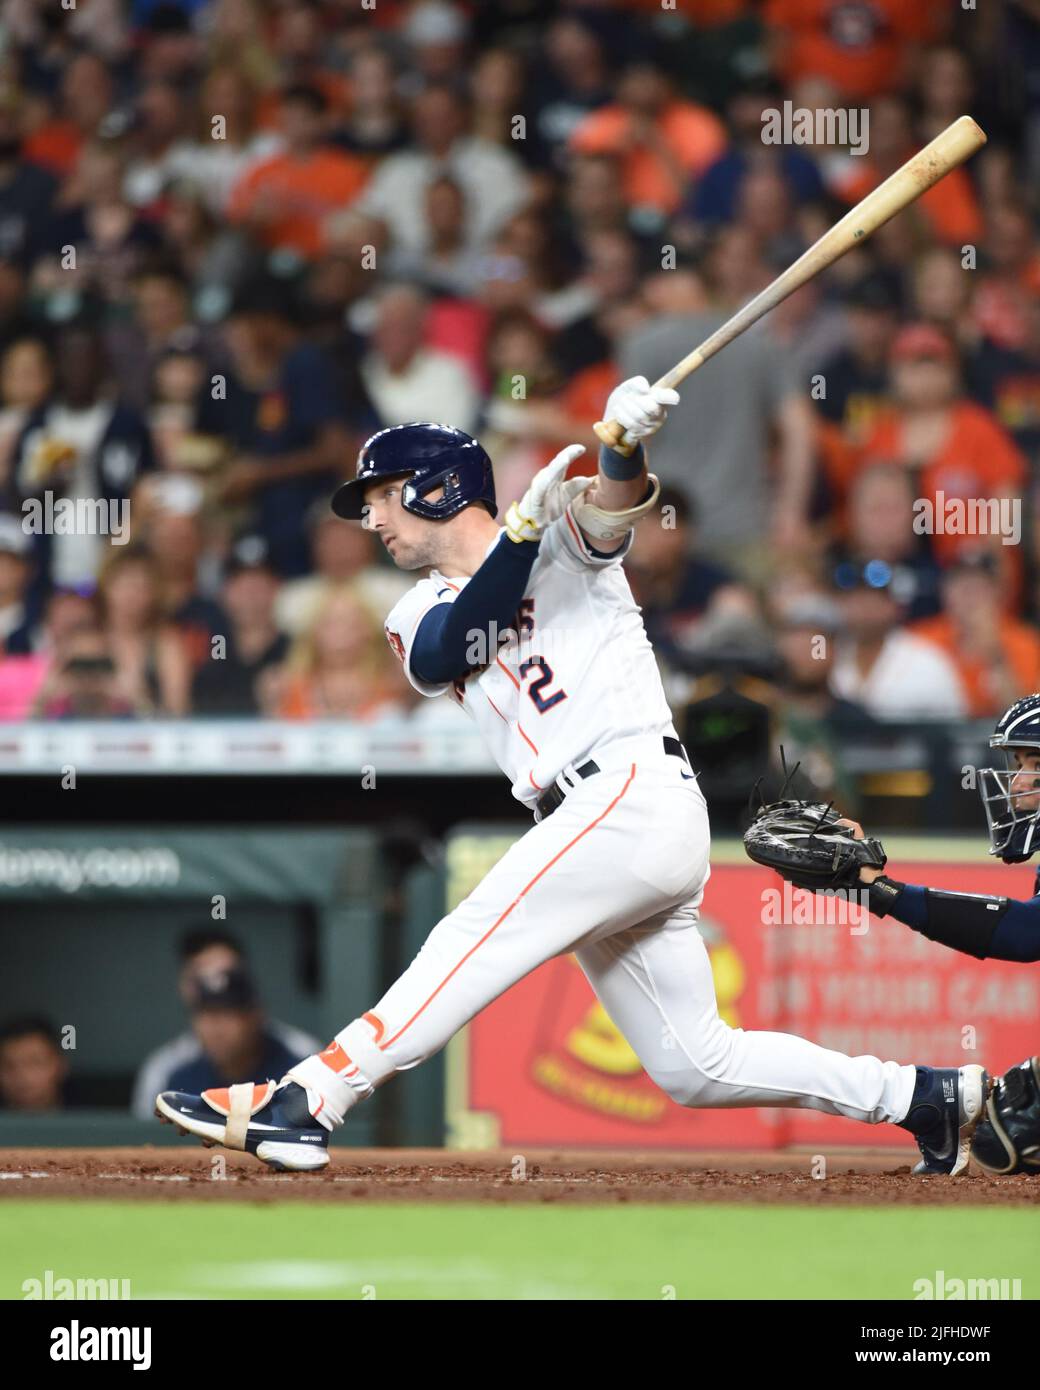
[361,478,446,571]
[1009,749,1040,813]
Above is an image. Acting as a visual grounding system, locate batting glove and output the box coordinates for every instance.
[504,444,589,544]
[603,376,680,449]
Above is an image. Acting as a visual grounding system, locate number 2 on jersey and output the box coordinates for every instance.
[519,657,566,712]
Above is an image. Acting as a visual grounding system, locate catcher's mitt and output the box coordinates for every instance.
[743,798,887,892]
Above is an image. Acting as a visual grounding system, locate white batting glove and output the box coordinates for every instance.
[504,444,589,543]
[603,376,680,449]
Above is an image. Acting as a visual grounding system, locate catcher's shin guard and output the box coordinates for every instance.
[898,1065,989,1175]
[156,1079,331,1171]
[971,1056,1040,1175]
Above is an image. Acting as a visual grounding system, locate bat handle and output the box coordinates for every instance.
[593,419,637,456]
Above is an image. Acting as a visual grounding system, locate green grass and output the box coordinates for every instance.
[3,1202,1038,1300]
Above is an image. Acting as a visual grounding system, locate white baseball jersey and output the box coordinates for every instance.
[383,506,676,807]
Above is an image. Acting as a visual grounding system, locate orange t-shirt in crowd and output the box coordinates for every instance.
[833,159,982,246]
[228,148,368,259]
[569,101,728,215]
[765,0,944,97]
[277,674,397,721]
[911,614,1040,718]
[22,121,83,177]
[833,399,1027,565]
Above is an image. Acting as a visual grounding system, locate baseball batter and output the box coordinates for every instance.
[157,378,987,1174]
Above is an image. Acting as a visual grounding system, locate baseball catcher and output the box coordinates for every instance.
[744,695,1040,1175]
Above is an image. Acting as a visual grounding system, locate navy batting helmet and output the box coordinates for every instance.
[331,423,496,522]
[979,693,1040,861]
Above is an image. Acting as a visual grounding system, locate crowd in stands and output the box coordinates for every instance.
[0,0,1035,750]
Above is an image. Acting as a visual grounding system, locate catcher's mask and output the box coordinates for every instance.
[978,694,1040,862]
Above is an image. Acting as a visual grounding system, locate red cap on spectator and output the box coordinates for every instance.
[890,323,955,363]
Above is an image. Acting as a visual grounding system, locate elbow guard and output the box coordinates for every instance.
[915,889,1010,960]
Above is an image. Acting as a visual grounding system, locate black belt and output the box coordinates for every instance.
[535,736,692,821]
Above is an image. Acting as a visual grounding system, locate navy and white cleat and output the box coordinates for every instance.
[898,1065,989,1175]
[156,1079,331,1172]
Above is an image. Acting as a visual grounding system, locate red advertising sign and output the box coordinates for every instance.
[453,849,1039,1150]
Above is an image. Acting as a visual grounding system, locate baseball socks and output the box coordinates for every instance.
[283,1016,393,1130]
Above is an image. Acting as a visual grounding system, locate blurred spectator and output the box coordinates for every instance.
[0,511,35,654]
[164,965,308,1098]
[32,623,136,718]
[123,79,193,209]
[403,1,470,88]
[828,465,942,622]
[107,263,203,415]
[22,52,114,180]
[362,283,479,433]
[10,322,155,592]
[967,288,1040,465]
[769,589,870,804]
[274,509,410,638]
[197,274,351,576]
[131,926,318,1119]
[340,81,530,257]
[836,324,1027,569]
[681,79,825,231]
[971,202,1040,354]
[167,67,283,217]
[96,547,191,716]
[272,580,406,721]
[619,262,816,567]
[0,586,93,720]
[829,566,967,720]
[383,175,487,297]
[333,44,408,158]
[912,553,1040,720]
[135,474,225,665]
[765,0,946,99]
[569,58,728,223]
[910,246,975,349]
[0,1016,72,1111]
[530,16,611,153]
[0,338,52,485]
[814,271,899,443]
[192,533,288,715]
[626,484,747,671]
[228,83,368,261]
[0,104,58,268]
[917,45,975,144]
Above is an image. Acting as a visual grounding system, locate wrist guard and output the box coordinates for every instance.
[865,875,904,917]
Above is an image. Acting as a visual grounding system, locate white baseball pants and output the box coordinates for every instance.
[290,735,917,1128]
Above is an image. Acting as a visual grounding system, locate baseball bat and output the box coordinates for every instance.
[594,114,987,455]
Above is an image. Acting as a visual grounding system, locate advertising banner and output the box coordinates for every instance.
[446,832,1039,1149]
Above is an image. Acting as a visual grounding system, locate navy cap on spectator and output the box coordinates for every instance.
[187,965,258,1013]
[223,532,275,582]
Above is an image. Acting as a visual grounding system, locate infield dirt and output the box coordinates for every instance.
[0,1147,1037,1205]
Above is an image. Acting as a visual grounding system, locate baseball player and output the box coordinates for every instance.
[841,693,1039,1174]
[157,377,987,1174]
